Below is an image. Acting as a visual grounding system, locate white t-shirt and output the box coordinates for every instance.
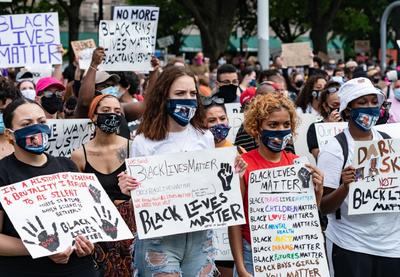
[318,128,400,257]
[131,124,215,157]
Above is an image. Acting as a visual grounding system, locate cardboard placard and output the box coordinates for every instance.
[126,147,245,239]
[0,172,133,259]
[100,6,159,71]
[354,40,370,53]
[248,164,330,277]
[281,42,312,67]
[70,39,96,70]
[349,139,400,215]
[45,119,95,158]
[0,13,61,67]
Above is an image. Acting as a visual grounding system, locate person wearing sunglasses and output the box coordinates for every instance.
[306,82,341,161]
[35,77,65,119]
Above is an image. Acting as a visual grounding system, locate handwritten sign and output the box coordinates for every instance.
[99,6,159,72]
[349,139,400,215]
[0,13,61,67]
[71,39,96,70]
[126,147,245,239]
[248,164,329,277]
[281,42,312,67]
[376,123,400,139]
[213,228,233,260]
[225,103,243,143]
[293,114,318,166]
[46,119,95,157]
[0,172,133,259]
[315,122,347,149]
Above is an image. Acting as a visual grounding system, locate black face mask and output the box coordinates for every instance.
[41,94,63,115]
[372,76,380,84]
[295,80,304,88]
[216,84,238,103]
[96,113,122,134]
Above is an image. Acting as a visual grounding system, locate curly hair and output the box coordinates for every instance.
[137,66,205,141]
[244,94,298,139]
[0,77,21,105]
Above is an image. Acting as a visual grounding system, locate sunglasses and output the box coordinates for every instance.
[201,96,225,107]
[326,87,339,94]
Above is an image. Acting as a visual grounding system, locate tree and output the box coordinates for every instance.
[57,0,85,63]
[177,0,240,62]
[307,0,344,54]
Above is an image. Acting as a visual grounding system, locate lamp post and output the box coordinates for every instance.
[91,3,99,27]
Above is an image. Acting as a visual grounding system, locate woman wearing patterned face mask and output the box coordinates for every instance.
[229,94,324,277]
[0,98,95,276]
[318,77,399,277]
[71,94,135,276]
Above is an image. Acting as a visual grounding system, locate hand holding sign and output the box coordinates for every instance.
[23,216,60,252]
[341,166,356,188]
[218,163,233,191]
[92,206,119,239]
[91,47,105,68]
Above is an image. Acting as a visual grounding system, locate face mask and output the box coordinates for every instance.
[218,84,238,103]
[167,99,197,127]
[41,94,63,115]
[249,79,256,87]
[195,57,203,65]
[0,113,4,135]
[295,80,304,88]
[101,86,122,98]
[350,107,380,132]
[261,129,292,153]
[21,89,36,101]
[209,124,231,143]
[13,124,51,154]
[311,90,321,99]
[394,88,400,101]
[96,113,122,134]
[372,77,380,84]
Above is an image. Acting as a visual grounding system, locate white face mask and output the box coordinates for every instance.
[21,89,36,101]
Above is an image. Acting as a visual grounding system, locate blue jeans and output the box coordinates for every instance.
[233,239,254,277]
[133,230,216,277]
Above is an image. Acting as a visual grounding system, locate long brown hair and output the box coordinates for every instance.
[137,66,205,140]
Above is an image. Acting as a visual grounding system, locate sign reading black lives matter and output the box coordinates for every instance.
[45,119,95,158]
[0,172,133,259]
[248,164,329,277]
[126,147,245,239]
[349,139,400,215]
[0,12,62,67]
[98,6,159,72]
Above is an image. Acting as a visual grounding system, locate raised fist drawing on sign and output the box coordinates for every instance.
[218,163,233,191]
[22,216,60,252]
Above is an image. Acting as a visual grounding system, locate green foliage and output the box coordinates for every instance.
[0,0,66,24]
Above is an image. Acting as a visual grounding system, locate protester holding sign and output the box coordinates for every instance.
[318,77,400,277]
[306,81,341,160]
[0,98,96,276]
[118,66,246,276]
[71,94,135,276]
[0,77,21,159]
[229,94,324,277]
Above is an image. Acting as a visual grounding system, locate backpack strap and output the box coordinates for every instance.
[378,131,391,139]
[334,132,348,219]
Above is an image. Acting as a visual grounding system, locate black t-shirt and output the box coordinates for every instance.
[306,121,322,153]
[0,154,95,276]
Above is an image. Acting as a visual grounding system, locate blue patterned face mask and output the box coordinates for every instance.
[12,124,51,154]
[261,129,292,152]
[0,113,4,135]
[166,99,197,126]
[209,124,231,143]
[350,107,380,132]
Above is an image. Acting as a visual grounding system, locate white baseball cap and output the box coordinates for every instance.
[338,77,385,113]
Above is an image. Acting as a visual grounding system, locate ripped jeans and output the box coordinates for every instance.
[133,230,216,277]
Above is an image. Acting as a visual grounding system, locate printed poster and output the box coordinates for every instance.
[349,138,400,215]
[0,172,133,259]
[0,13,61,67]
[126,147,245,239]
[248,164,329,277]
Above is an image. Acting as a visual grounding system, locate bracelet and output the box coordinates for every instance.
[89,65,98,71]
